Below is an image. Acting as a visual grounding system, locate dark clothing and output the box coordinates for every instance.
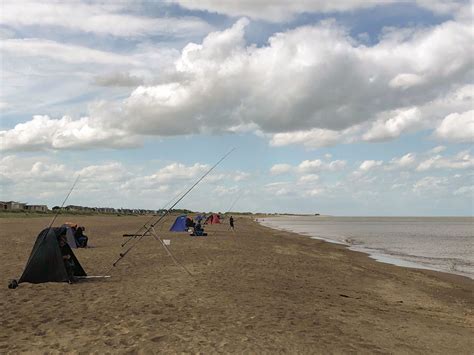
[230,217,234,229]
[74,228,88,247]
[185,218,194,228]
[60,243,76,282]
[60,243,70,257]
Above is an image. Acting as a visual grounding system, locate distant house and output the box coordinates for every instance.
[4,201,27,210]
[25,205,49,212]
[98,207,115,214]
[0,201,7,210]
[65,205,84,211]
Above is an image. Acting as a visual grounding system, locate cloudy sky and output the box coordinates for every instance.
[0,0,473,215]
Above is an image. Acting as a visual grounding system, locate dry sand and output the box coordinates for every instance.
[0,215,473,354]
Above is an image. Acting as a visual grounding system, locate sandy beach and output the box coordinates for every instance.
[1,215,473,353]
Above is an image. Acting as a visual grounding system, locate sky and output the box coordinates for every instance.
[0,0,473,216]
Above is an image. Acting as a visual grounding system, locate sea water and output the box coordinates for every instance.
[258,216,474,279]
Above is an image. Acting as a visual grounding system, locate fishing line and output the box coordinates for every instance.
[107,148,236,273]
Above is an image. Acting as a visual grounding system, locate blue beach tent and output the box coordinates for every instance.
[170,215,188,232]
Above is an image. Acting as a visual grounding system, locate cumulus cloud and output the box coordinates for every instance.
[433,110,474,143]
[270,164,293,175]
[78,162,131,183]
[298,174,320,183]
[264,182,292,196]
[270,158,346,176]
[387,153,417,170]
[0,115,139,151]
[2,16,473,150]
[416,150,474,171]
[359,160,383,171]
[0,154,249,209]
[270,129,343,148]
[298,159,347,173]
[363,107,423,142]
[1,1,213,38]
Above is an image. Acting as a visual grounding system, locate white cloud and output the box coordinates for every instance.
[308,187,325,196]
[298,159,346,173]
[429,146,446,154]
[0,115,139,151]
[416,150,474,171]
[1,1,213,38]
[297,160,322,173]
[389,73,425,89]
[172,0,467,22]
[433,110,474,143]
[270,164,292,175]
[413,176,448,193]
[78,162,131,183]
[264,182,292,196]
[233,171,251,181]
[387,153,417,170]
[93,72,144,87]
[271,158,346,176]
[453,185,474,196]
[0,154,249,209]
[359,160,383,171]
[270,129,343,148]
[299,174,320,183]
[149,163,209,183]
[3,17,473,150]
[2,38,138,65]
[363,107,423,142]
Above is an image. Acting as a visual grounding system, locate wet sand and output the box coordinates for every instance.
[0,215,473,353]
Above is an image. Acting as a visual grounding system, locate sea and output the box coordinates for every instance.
[257,216,474,280]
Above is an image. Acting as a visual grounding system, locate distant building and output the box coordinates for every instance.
[25,205,49,212]
[3,201,27,210]
[98,207,115,213]
[65,205,84,211]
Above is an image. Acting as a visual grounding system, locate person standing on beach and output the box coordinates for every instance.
[229,216,234,231]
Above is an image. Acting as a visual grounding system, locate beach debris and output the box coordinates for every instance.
[339,293,362,299]
[8,279,18,289]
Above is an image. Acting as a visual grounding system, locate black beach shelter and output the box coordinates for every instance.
[19,227,86,284]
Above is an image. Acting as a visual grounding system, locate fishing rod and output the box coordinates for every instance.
[47,174,81,229]
[8,174,80,289]
[121,181,195,247]
[225,194,241,215]
[109,148,236,270]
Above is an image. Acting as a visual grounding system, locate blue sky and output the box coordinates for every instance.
[0,0,473,215]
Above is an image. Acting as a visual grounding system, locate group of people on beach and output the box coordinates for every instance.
[185,217,207,236]
[185,215,235,236]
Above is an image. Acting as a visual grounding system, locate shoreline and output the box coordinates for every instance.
[256,216,474,281]
[1,215,473,353]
